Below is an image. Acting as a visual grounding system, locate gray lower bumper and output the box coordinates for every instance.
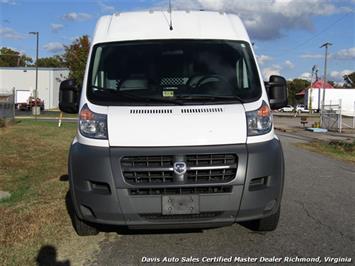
[68,138,284,229]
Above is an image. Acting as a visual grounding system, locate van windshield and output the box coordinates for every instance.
[87,40,261,105]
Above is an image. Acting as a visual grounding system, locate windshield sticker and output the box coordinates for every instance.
[163,91,174,97]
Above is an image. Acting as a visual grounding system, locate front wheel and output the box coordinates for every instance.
[72,213,99,236]
[240,206,280,231]
[67,192,99,236]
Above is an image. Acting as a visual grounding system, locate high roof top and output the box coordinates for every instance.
[92,11,251,44]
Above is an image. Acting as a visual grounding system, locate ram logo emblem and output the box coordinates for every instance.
[173,162,187,175]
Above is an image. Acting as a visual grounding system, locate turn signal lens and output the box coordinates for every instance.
[80,108,94,121]
[257,105,271,117]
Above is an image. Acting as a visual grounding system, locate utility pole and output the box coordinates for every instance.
[309,65,317,114]
[29,31,39,119]
[320,42,332,127]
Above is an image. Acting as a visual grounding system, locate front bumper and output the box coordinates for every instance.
[68,138,284,229]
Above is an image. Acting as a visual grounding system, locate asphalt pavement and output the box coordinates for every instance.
[88,133,355,266]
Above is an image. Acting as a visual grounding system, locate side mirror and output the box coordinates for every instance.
[59,79,81,114]
[265,75,288,110]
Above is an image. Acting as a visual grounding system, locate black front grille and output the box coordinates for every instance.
[121,154,237,185]
[140,212,223,220]
[121,156,173,168]
[186,154,236,166]
[186,169,236,183]
[124,171,174,184]
[129,186,233,195]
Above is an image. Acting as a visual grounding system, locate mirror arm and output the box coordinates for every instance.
[264,81,272,95]
[266,81,283,87]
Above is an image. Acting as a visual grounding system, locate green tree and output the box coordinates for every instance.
[328,80,338,87]
[36,55,65,68]
[0,47,32,67]
[343,72,355,87]
[287,78,311,106]
[63,35,91,86]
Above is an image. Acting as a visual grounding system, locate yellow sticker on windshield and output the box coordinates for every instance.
[163,91,174,97]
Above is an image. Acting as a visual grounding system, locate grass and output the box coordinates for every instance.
[0,120,106,265]
[298,140,355,163]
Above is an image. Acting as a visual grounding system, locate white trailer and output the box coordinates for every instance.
[15,90,31,107]
[305,88,355,116]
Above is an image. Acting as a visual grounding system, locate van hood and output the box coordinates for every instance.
[107,105,247,147]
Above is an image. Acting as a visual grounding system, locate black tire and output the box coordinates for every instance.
[240,206,280,232]
[72,213,99,236]
[67,192,99,236]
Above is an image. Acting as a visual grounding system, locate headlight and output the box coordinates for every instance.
[246,101,272,136]
[79,104,108,139]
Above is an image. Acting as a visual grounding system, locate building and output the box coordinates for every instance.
[0,67,69,110]
[296,80,334,97]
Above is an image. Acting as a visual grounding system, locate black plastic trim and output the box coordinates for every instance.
[68,138,284,228]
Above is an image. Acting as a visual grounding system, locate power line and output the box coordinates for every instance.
[267,13,351,57]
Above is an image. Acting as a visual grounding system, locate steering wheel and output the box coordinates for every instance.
[195,74,229,88]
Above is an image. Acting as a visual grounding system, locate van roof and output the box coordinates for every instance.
[92,10,251,45]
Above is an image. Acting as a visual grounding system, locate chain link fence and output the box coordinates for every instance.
[321,100,355,133]
[0,89,15,122]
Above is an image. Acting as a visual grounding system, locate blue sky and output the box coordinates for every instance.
[0,0,354,83]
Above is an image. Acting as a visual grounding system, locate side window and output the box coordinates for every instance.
[92,47,104,88]
[236,58,250,89]
[95,71,105,87]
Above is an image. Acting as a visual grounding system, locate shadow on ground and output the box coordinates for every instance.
[59,174,69,182]
[36,245,70,266]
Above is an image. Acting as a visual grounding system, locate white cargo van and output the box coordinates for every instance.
[59,11,288,236]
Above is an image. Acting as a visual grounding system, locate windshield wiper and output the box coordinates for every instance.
[90,85,185,105]
[175,95,244,103]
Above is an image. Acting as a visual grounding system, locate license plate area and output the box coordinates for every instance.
[162,195,200,215]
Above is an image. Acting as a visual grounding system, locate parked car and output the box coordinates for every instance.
[296,104,309,113]
[279,105,294,112]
